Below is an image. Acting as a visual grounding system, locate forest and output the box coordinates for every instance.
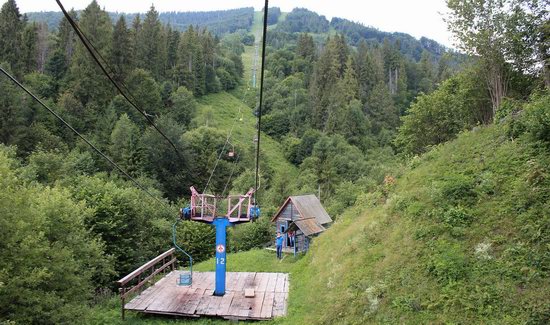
[0,0,549,323]
[26,7,256,34]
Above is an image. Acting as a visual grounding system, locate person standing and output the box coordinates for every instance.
[288,229,295,247]
[275,232,284,259]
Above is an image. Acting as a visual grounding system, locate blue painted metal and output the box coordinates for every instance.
[250,206,260,219]
[182,188,260,296]
[212,218,231,296]
[172,220,193,286]
[181,206,191,220]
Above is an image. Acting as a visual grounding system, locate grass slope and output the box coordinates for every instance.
[194,92,296,182]
[289,124,550,324]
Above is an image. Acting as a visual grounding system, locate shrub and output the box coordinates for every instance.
[440,206,474,227]
[229,217,274,252]
[508,92,550,144]
[433,174,477,205]
[427,240,468,284]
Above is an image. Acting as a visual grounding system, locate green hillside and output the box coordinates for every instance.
[1,0,548,323]
[195,92,296,177]
[91,94,550,324]
[292,121,550,324]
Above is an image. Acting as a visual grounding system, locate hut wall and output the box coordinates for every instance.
[279,202,301,221]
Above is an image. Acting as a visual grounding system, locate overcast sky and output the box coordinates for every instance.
[8,0,455,47]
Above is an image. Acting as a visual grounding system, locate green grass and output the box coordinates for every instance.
[194,92,296,177]
[251,11,264,36]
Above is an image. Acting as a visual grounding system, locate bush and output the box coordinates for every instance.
[433,174,477,205]
[427,240,468,284]
[229,217,273,252]
[395,68,490,154]
[440,206,474,227]
[508,92,550,144]
[520,92,550,145]
[0,146,112,324]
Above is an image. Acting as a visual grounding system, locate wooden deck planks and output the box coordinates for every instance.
[124,271,288,320]
[216,291,235,316]
[256,272,270,292]
[249,290,266,319]
[272,292,287,317]
[227,290,243,318]
[275,273,285,292]
[265,272,278,292]
[178,287,206,315]
[260,292,275,319]
[127,271,177,311]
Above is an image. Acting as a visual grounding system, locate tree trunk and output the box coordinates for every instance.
[486,61,507,122]
[543,60,550,89]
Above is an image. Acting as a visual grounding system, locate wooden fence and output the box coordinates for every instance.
[116,248,177,319]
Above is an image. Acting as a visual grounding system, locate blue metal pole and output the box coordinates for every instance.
[213,218,230,296]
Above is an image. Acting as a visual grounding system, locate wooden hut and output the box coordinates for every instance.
[271,195,332,254]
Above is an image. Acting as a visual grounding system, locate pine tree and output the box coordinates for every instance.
[366,82,399,134]
[56,8,78,67]
[382,38,401,95]
[354,40,384,103]
[176,26,198,90]
[201,30,218,93]
[193,29,207,96]
[165,25,180,72]
[138,5,165,80]
[0,0,24,74]
[20,22,38,73]
[66,0,113,107]
[296,33,315,60]
[110,16,133,82]
[35,22,49,73]
[310,36,343,129]
[0,64,27,148]
[326,58,360,136]
[126,68,162,118]
[110,113,141,175]
[130,14,142,67]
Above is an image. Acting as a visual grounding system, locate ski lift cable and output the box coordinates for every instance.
[202,72,252,194]
[221,154,240,197]
[254,0,269,203]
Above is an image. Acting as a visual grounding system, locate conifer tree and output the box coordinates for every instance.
[20,22,38,74]
[138,5,165,80]
[0,0,24,74]
[176,26,198,90]
[165,25,180,72]
[110,16,133,82]
[110,113,141,175]
[310,36,344,129]
[56,8,78,67]
[296,33,315,60]
[66,0,113,107]
[130,14,142,68]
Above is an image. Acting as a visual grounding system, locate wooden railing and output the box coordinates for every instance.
[116,248,177,320]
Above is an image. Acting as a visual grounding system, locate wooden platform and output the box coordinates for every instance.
[124,271,289,320]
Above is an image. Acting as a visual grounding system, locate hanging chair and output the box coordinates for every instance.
[172,219,193,286]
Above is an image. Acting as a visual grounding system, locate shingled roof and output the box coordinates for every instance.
[271,194,332,225]
[288,218,326,236]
